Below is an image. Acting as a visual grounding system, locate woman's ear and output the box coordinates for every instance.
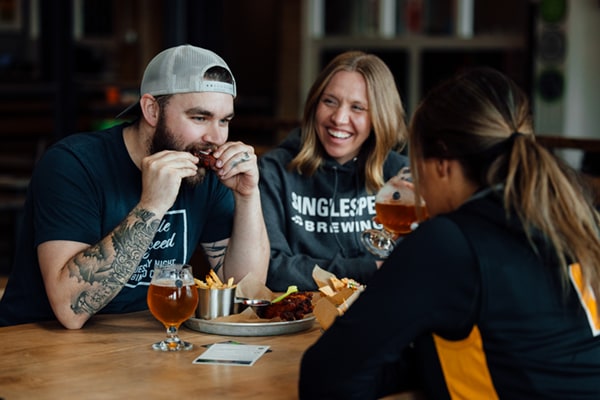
[139,94,159,126]
[439,158,470,187]
[435,158,451,178]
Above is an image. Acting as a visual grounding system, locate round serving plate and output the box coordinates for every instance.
[184,315,315,337]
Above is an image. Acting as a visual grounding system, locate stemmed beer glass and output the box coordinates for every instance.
[361,167,427,259]
[147,264,198,351]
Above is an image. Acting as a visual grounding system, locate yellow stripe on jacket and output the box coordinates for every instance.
[433,326,499,400]
[569,263,600,336]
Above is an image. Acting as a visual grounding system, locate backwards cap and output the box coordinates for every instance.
[117,45,236,118]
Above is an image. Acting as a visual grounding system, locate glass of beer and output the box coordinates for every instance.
[147,264,198,351]
[361,167,428,258]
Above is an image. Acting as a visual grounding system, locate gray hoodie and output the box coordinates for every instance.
[258,128,409,291]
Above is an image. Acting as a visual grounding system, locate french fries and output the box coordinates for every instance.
[194,270,236,289]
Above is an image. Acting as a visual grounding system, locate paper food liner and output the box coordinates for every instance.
[233,272,273,301]
[312,265,365,330]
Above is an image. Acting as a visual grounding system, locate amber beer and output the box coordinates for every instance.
[375,202,427,235]
[147,280,198,326]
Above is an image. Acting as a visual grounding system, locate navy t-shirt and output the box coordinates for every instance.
[0,124,233,325]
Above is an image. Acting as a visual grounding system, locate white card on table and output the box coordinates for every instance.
[193,343,270,366]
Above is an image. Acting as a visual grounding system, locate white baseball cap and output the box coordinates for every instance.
[117,44,236,118]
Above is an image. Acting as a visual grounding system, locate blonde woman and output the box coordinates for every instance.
[300,68,600,399]
[259,51,408,291]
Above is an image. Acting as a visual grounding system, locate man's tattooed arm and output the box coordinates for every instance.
[67,207,160,316]
[201,240,228,279]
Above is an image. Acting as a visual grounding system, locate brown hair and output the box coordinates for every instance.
[288,51,407,194]
[409,67,600,314]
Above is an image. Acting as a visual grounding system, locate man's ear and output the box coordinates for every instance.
[139,94,159,127]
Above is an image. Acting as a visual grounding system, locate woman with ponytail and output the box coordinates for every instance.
[300,68,600,400]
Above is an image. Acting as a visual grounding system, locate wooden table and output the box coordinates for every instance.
[0,311,321,400]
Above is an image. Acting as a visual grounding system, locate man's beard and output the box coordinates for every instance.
[149,113,206,187]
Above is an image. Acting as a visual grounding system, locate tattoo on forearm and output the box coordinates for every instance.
[204,242,228,273]
[69,207,159,315]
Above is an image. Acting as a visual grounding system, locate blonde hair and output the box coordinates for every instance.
[409,67,600,315]
[289,51,407,194]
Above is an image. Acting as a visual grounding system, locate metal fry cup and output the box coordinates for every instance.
[196,286,236,320]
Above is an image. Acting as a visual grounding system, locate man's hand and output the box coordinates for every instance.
[212,141,258,197]
[139,150,199,215]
